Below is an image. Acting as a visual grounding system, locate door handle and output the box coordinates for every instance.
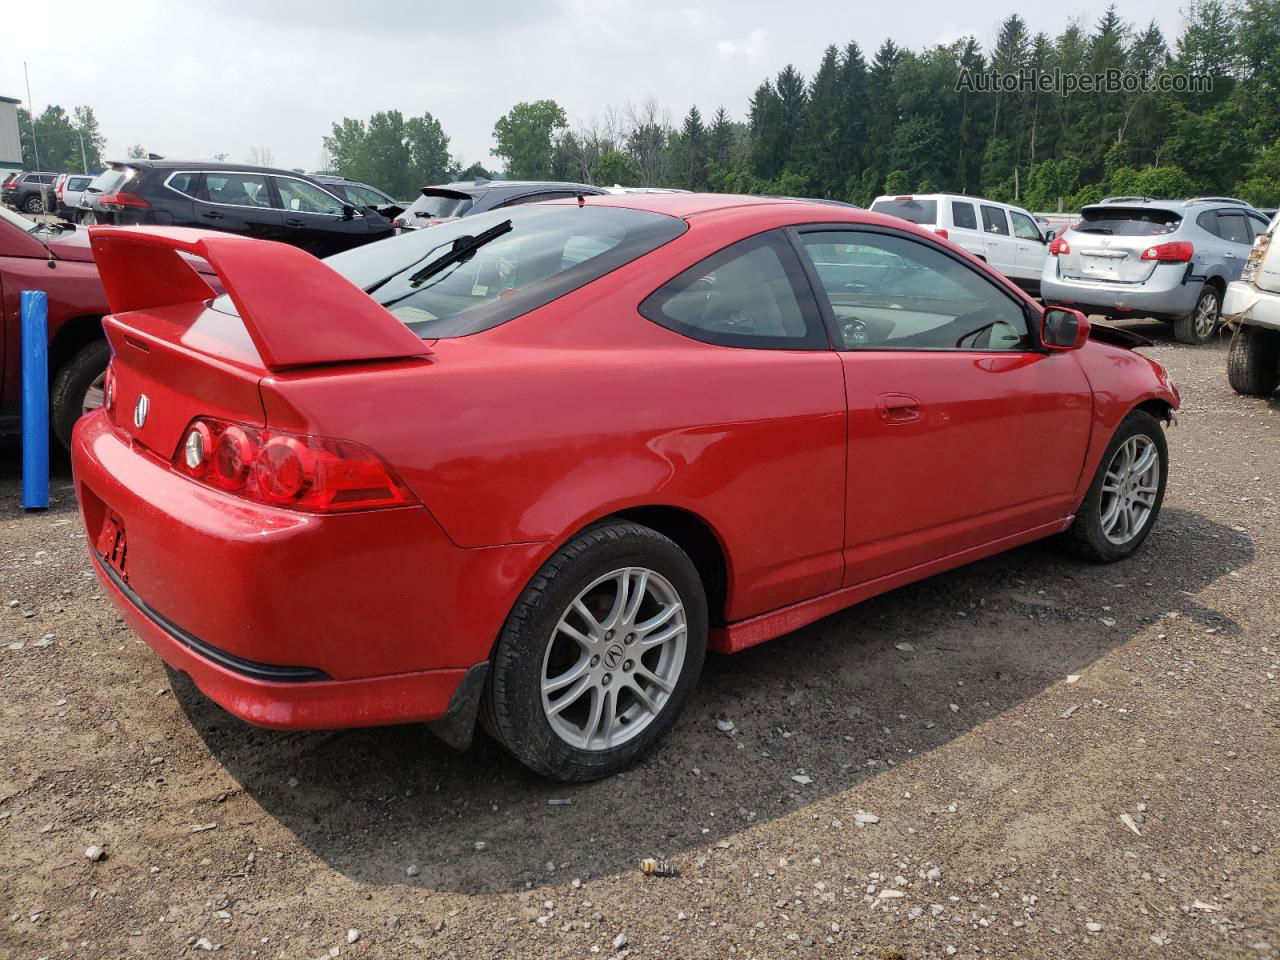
[876,393,922,423]
[285,218,306,227]
[200,211,224,220]
[1224,252,1236,259]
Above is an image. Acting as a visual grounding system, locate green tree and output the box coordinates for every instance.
[492,100,568,179]
[595,151,639,186]
[323,110,459,196]
[679,106,707,190]
[18,105,106,172]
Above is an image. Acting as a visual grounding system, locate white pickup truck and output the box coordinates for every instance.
[1223,211,1280,396]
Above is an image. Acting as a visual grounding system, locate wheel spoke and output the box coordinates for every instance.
[627,678,661,715]
[639,621,686,649]
[621,569,649,626]
[600,569,631,631]
[634,663,674,694]
[636,601,682,637]
[571,599,604,637]
[556,619,594,649]
[546,674,593,716]
[1100,496,1122,535]
[542,656,591,696]
[1131,443,1157,478]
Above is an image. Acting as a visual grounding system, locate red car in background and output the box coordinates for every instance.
[0,204,113,449]
[71,195,1179,781]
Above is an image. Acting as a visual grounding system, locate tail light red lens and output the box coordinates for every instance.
[1140,241,1194,262]
[98,192,150,209]
[174,417,417,513]
[933,227,949,240]
[1048,235,1070,255]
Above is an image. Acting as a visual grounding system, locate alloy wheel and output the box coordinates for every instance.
[1193,292,1218,339]
[1100,434,1160,545]
[541,566,687,751]
[82,370,107,414]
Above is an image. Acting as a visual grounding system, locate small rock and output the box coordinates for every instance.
[878,889,904,899]
[1120,813,1142,836]
[1086,921,1103,932]
[84,844,105,862]
[195,937,215,951]
[1061,704,1081,719]
[190,823,217,833]
[347,929,359,944]
[406,864,421,877]
[473,841,488,852]
[895,642,915,652]
[926,867,942,882]
[791,775,813,785]
[1065,674,1081,684]
[612,932,628,950]
[716,718,736,733]
[547,798,573,806]
[854,813,880,825]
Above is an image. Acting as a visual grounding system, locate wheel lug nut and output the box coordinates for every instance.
[605,630,613,641]
[602,673,612,686]
[625,634,634,645]
[590,655,600,667]
[623,659,633,671]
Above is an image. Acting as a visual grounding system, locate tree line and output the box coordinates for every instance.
[18,1,1279,209]
[325,0,1279,208]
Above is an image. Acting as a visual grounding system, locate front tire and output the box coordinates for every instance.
[1227,324,1280,396]
[482,522,708,781]
[1067,410,1168,562]
[23,195,44,214]
[51,340,110,451]
[1173,286,1220,345]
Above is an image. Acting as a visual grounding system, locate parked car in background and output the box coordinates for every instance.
[602,185,691,194]
[869,193,1050,293]
[56,174,94,220]
[93,161,395,256]
[2,171,60,213]
[393,178,607,232]
[73,194,1177,781]
[1041,198,1272,344]
[77,163,131,225]
[1223,210,1280,396]
[0,205,223,449]
[310,174,401,211]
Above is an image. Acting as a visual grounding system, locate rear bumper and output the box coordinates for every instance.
[1223,281,1280,330]
[1040,263,1200,319]
[72,410,543,730]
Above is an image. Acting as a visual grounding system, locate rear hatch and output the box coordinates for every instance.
[400,187,475,230]
[89,227,431,460]
[1060,205,1182,283]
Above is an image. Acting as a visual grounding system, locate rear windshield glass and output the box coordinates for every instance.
[334,183,390,207]
[212,205,686,339]
[1077,207,1181,236]
[406,191,475,221]
[89,169,127,192]
[870,198,938,225]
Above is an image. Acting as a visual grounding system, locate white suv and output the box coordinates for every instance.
[869,193,1051,293]
[1223,211,1280,396]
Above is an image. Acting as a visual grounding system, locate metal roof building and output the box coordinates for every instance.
[0,96,22,172]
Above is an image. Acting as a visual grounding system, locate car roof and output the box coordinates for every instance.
[116,160,314,176]
[554,192,865,220]
[429,179,605,196]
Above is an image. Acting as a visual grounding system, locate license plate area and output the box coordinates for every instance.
[97,513,128,581]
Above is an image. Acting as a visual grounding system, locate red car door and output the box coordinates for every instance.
[793,226,1093,587]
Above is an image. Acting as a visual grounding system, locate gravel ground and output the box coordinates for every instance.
[0,322,1277,959]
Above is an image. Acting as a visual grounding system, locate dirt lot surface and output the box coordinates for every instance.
[1,323,1277,959]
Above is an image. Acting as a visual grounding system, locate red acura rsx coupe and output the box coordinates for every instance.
[72,195,1179,780]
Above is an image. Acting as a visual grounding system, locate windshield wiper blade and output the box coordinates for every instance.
[408,219,512,287]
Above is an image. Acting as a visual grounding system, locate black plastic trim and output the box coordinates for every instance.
[93,555,331,683]
[425,661,489,750]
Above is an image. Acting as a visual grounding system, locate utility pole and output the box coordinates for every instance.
[22,61,51,215]
[77,131,88,173]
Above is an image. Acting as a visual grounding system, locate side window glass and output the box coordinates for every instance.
[1197,210,1220,237]
[980,205,1010,236]
[275,178,345,215]
[1010,211,1042,241]
[640,231,826,349]
[1246,213,1270,239]
[951,202,977,230]
[799,230,1030,351]
[1216,212,1250,245]
[203,172,273,208]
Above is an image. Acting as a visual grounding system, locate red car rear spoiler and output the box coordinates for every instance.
[88,226,431,371]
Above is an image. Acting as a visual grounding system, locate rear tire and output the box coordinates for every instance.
[23,195,44,214]
[1226,324,1280,396]
[51,340,110,452]
[482,521,707,781]
[1173,285,1220,345]
[1067,410,1168,562]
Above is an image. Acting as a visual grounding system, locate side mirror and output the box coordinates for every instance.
[1043,229,1056,243]
[341,204,357,221]
[1042,306,1090,350]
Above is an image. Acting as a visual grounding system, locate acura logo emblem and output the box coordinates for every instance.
[133,394,150,429]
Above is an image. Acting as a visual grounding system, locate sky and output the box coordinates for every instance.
[1,0,1186,173]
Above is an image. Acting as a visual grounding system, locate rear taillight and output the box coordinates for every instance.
[933,227,949,240]
[174,417,417,513]
[98,192,150,209]
[1048,235,1070,255]
[1140,241,1194,262]
[1242,235,1269,283]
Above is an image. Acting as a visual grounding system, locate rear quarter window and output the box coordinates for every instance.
[951,202,977,230]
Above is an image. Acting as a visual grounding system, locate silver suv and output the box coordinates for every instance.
[1041,198,1272,344]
